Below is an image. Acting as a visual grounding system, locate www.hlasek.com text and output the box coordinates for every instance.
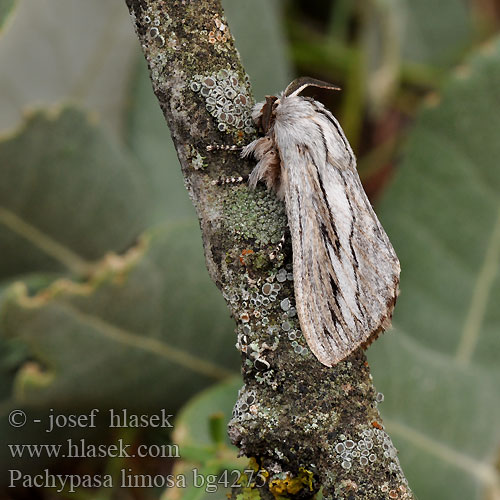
[9,438,179,459]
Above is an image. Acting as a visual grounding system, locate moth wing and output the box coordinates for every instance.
[281,129,400,366]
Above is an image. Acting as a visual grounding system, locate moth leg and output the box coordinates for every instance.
[207,137,281,194]
[206,137,268,155]
[211,174,249,186]
[206,144,248,185]
[269,232,288,260]
[206,144,243,152]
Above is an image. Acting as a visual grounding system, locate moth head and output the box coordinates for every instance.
[253,95,279,134]
[252,77,340,134]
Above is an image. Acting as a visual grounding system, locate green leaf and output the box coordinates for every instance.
[0,0,16,30]
[174,376,242,449]
[399,0,473,67]
[0,0,137,134]
[369,39,500,499]
[366,0,473,70]
[362,0,474,113]
[0,108,238,473]
[163,377,245,500]
[0,223,238,411]
[0,108,153,281]
[125,58,198,223]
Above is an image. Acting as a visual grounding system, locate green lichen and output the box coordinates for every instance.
[252,252,270,269]
[222,186,287,246]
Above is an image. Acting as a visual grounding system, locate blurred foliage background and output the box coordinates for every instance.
[0,0,499,499]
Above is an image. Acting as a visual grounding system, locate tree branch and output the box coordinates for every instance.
[124,1,414,498]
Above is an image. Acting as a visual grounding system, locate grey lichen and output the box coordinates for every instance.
[190,68,254,136]
[124,0,415,498]
[189,146,206,170]
[225,262,312,392]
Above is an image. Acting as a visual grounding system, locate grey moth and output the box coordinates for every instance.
[242,77,400,367]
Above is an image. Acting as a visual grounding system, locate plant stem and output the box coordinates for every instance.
[124,1,415,498]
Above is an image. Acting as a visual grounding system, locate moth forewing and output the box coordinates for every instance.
[244,78,400,366]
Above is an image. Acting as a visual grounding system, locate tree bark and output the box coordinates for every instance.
[124,1,414,498]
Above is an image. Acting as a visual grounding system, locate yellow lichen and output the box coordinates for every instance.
[268,468,314,499]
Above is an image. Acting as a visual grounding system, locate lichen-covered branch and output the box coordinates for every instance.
[124,1,414,498]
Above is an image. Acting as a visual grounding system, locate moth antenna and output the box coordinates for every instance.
[284,77,341,98]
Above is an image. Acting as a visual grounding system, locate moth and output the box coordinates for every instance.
[241,77,400,367]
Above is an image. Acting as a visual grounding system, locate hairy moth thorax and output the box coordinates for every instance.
[255,95,278,134]
[246,77,343,196]
[253,77,341,134]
